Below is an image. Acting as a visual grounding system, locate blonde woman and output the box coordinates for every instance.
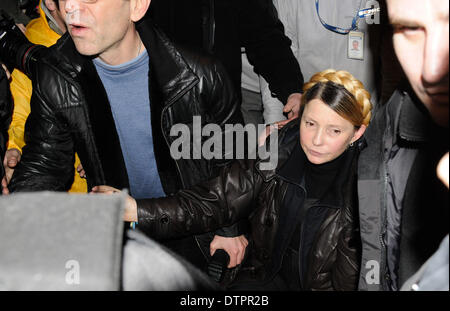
[95,70,372,291]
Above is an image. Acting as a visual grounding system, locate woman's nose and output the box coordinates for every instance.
[312,129,324,146]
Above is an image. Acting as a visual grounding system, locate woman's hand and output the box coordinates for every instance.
[91,185,138,222]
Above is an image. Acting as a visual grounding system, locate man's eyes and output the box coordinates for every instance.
[393,25,422,34]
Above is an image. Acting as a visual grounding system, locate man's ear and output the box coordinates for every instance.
[130,0,151,22]
[350,124,367,145]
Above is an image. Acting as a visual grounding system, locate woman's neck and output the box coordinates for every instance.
[305,149,348,199]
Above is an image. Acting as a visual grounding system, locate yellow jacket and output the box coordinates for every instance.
[8,1,87,193]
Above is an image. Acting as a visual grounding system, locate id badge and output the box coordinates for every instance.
[348,31,364,60]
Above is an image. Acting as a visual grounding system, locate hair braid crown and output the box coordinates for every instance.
[303,69,372,126]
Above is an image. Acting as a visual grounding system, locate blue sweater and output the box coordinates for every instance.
[93,51,165,199]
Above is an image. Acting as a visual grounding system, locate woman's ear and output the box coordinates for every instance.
[350,124,367,145]
[130,0,151,23]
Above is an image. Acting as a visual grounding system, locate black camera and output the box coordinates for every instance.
[0,8,45,75]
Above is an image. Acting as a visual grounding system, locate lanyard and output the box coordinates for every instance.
[315,0,364,35]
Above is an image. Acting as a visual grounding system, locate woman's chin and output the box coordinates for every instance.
[306,154,327,165]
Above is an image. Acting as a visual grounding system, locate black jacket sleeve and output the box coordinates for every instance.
[239,0,304,104]
[8,62,75,192]
[206,57,246,238]
[136,159,262,241]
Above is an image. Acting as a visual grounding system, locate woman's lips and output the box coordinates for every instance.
[308,149,324,157]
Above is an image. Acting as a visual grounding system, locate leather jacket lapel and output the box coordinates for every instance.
[136,17,200,107]
[57,35,130,190]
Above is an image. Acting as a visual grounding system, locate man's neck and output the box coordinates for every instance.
[98,25,143,66]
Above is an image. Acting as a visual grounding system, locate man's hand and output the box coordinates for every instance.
[283,93,303,120]
[91,185,138,222]
[1,176,8,195]
[258,118,298,147]
[77,163,86,179]
[257,92,302,147]
[210,235,249,268]
[1,63,10,79]
[2,148,21,194]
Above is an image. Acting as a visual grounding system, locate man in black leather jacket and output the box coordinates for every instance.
[0,65,13,191]
[148,0,305,269]
[358,0,449,290]
[148,0,304,119]
[6,0,244,270]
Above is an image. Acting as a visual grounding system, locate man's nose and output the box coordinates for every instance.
[422,25,449,88]
[63,0,81,13]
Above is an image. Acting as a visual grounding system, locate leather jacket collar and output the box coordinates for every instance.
[255,119,301,182]
[392,84,434,144]
[136,17,200,107]
[54,16,200,109]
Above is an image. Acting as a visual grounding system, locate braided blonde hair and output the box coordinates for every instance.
[302,69,372,126]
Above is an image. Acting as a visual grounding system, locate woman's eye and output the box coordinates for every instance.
[305,121,314,127]
[329,129,341,136]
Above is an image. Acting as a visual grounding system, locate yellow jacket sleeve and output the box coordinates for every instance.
[8,70,32,153]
